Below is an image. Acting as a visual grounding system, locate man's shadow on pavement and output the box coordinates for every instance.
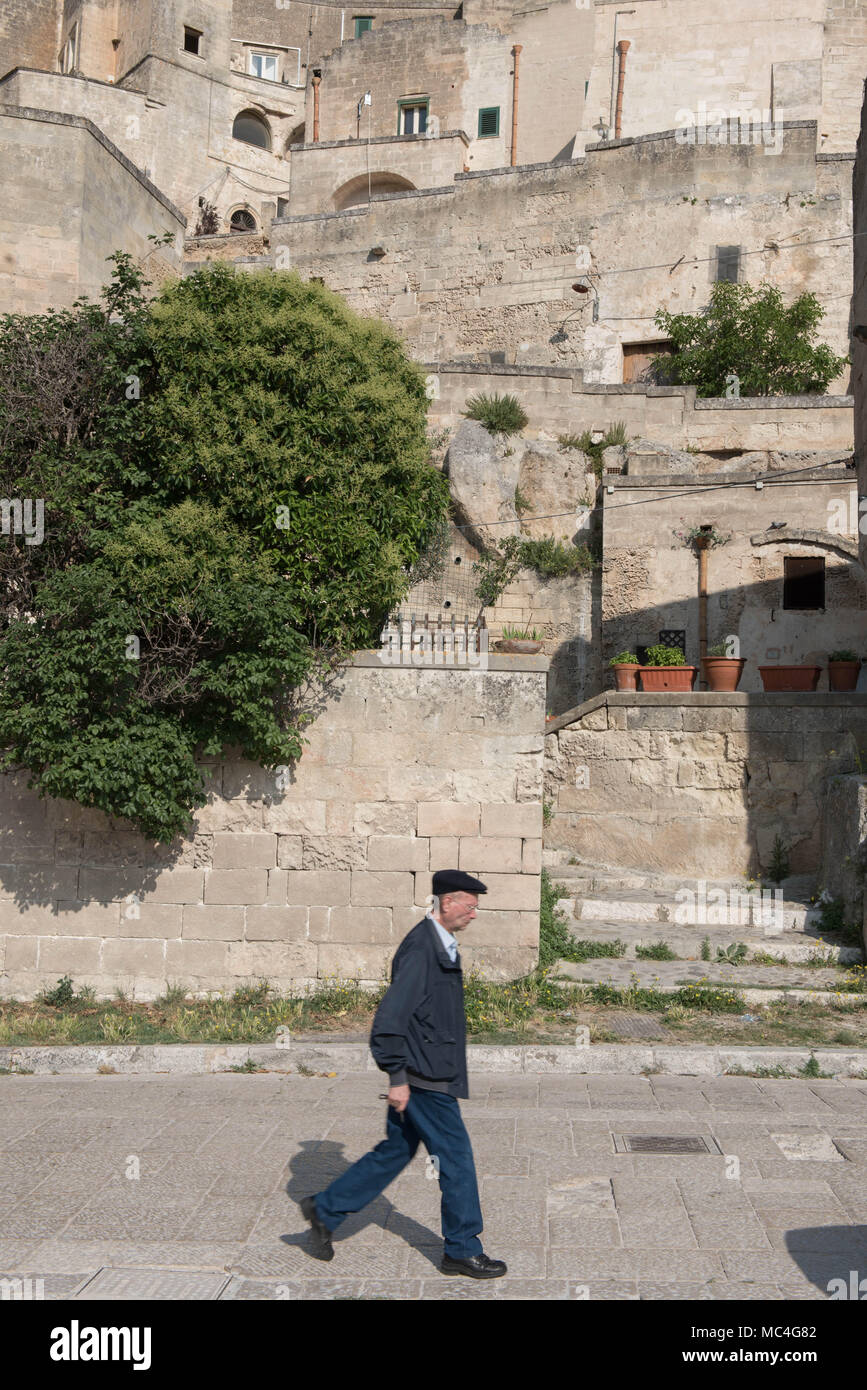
[281,1140,443,1268]
[788,1228,867,1297]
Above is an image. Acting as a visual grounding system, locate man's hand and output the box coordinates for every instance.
[388,1084,410,1112]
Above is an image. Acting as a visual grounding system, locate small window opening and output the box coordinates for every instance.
[184,27,202,56]
[715,245,741,283]
[399,100,428,135]
[230,209,258,233]
[783,556,825,610]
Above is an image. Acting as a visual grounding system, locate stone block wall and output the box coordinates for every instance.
[0,106,184,314]
[820,773,867,947]
[544,692,867,880]
[853,81,867,578]
[0,656,546,1001]
[273,125,853,382]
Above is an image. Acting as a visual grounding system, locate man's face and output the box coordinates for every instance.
[437,891,478,932]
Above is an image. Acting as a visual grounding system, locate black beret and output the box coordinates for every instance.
[432,869,488,898]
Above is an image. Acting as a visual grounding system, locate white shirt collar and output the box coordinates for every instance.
[426,910,458,960]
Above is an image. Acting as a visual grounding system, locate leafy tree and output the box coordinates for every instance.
[0,259,448,840]
[651,281,848,397]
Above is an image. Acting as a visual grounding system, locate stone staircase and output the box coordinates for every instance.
[546,858,863,1003]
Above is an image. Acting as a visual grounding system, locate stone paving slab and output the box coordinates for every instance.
[1,1071,865,1300]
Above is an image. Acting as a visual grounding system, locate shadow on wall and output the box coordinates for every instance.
[543,562,867,879]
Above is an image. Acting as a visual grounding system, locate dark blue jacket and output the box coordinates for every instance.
[369,916,469,1099]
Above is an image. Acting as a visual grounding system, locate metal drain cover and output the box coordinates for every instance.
[614,1134,723,1155]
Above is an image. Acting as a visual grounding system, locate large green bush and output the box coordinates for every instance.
[0,258,449,839]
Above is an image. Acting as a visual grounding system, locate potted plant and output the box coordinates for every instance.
[639,643,698,692]
[758,663,822,692]
[609,650,641,691]
[495,624,543,655]
[702,641,746,692]
[828,650,862,691]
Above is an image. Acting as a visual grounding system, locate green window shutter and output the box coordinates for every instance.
[354,17,373,36]
[478,107,500,138]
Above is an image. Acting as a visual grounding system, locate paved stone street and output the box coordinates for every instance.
[2,1070,866,1300]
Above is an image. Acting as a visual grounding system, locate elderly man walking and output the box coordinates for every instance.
[301,869,507,1279]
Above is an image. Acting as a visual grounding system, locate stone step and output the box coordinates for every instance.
[550,885,818,933]
[551,956,862,998]
[548,917,861,964]
[547,858,815,901]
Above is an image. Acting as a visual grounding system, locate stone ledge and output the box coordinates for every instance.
[547,691,867,734]
[352,649,549,670]
[2,1042,867,1077]
[694,394,853,410]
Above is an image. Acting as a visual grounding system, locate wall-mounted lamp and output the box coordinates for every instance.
[572,280,599,322]
[594,116,610,142]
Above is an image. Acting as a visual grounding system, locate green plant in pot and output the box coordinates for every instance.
[703,638,746,692]
[828,649,862,692]
[610,650,640,691]
[495,623,543,655]
[639,643,698,692]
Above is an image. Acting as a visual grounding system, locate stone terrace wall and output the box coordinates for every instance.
[426,366,854,452]
[273,125,853,380]
[544,693,867,880]
[0,655,546,1001]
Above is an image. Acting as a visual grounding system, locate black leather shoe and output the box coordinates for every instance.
[441,1252,507,1279]
[300,1196,334,1261]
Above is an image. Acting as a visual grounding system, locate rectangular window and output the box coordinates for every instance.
[399,101,428,135]
[478,106,500,138]
[183,26,202,56]
[61,23,79,72]
[354,16,373,36]
[716,245,741,283]
[783,556,825,610]
[250,51,279,80]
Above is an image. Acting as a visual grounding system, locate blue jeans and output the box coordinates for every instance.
[313,1087,484,1259]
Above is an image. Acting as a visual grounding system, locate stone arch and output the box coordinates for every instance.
[233,108,272,151]
[749,528,861,564]
[332,172,416,211]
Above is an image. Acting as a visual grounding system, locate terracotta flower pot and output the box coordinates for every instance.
[611,663,641,691]
[828,660,861,692]
[494,639,543,654]
[758,665,821,692]
[638,666,698,692]
[702,657,746,692]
